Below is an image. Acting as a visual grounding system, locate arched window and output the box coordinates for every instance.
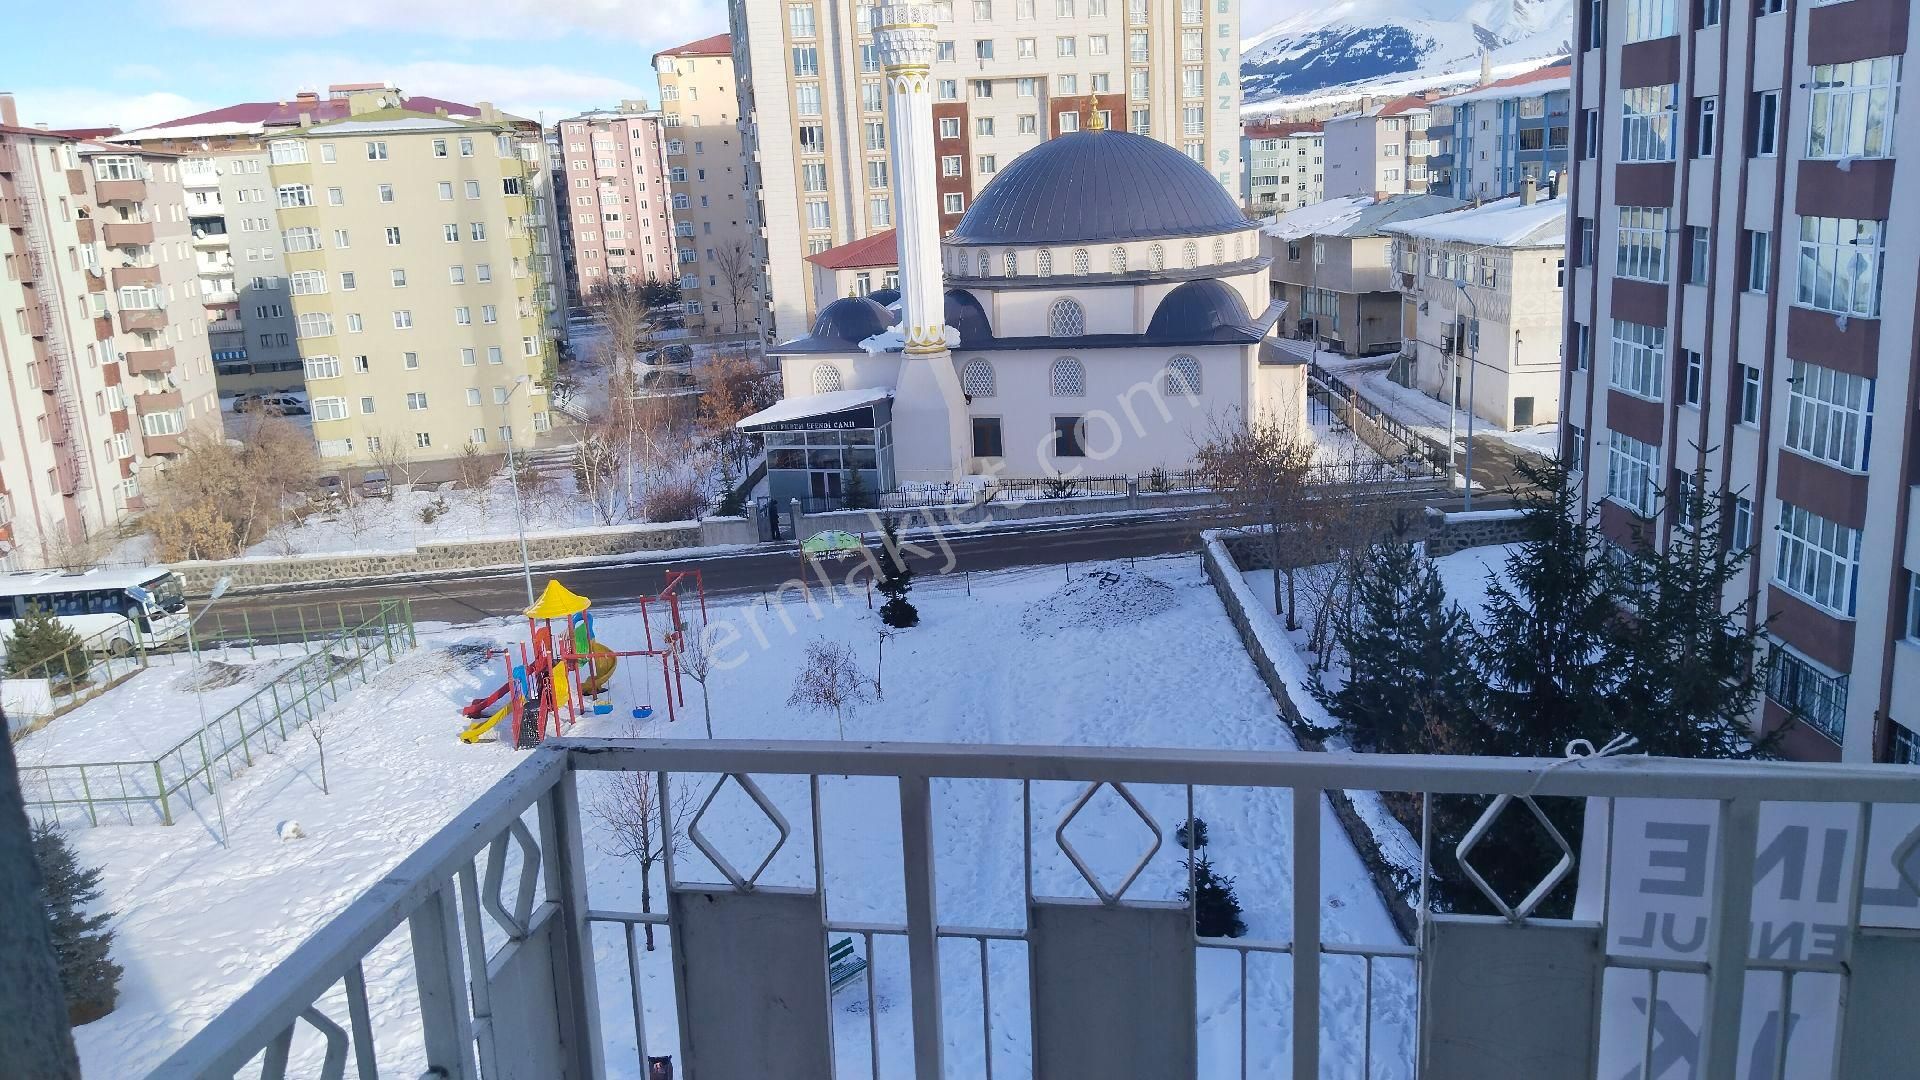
[1212,238,1226,263]
[812,363,843,394]
[978,251,991,277]
[1149,243,1165,270]
[1164,354,1202,395]
[1047,298,1085,337]
[1183,242,1199,269]
[1234,234,1245,259]
[1109,246,1128,273]
[960,357,996,397]
[1005,250,1018,277]
[1038,249,1053,276]
[1049,356,1086,396]
[1072,248,1091,274]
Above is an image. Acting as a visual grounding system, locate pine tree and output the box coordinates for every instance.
[29,821,122,1025]
[1315,538,1479,755]
[842,468,874,510]
[1473,457,1623,757]
[875,518,919,628]
[1174,816,1209,850]
[1179,855,1247,938]
[1609,472,1777,758]
[715,461,747,517]
[3,605,90,691]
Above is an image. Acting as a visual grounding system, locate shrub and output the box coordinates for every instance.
[418,495,450,525]
[3,605,91,690]
[1174,816,1209,850]
[1041,475,1077,499]
[1179,854,1247,938]
[643,481,707,523]
[31,820,123,1024]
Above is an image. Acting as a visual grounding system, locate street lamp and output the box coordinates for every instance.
[1455,281,1480,510]
[501,375,536,606]
[188,575,233,845]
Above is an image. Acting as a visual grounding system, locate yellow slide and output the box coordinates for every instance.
[459,700,515,744]
[580,641,617,697]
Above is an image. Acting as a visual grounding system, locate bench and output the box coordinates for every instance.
[828,936,867,994]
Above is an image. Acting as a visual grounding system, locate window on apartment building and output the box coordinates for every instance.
[796,84,822,116]
[941,155,963,177]
[864,121,886,151]
[866,160,889,189]
[1059,112,1080,133]
[805,199,831,231]
[1698,0,1721,25]
[1682,350,1703,406]
[384,226,402,246]
[460,347,477,367]
[1784,358,1873,470]
[1606,430,1660,517]
[938,80,959,101]
[312,397,349,422]
[862,81,884,113]
[1057,36,1076,57]
[1581,108,1600,159]
[1578,217,1596,267]
[1015,0,1035,15]
[1610,318,1667,400]
[340,271,357,290]
[277,184,313,208]
[438,181,454,201]
[433,139,448,158]
[1621,86,1678,161]
[296,312,333,338]
[1020,115,1039,135]
[798,125,826,154]
[1687,226,1710,284]
[801,162,828,192]
[366,141,389,160]
[1582,0,1605,49]
[470,222,486,241]
[391,310,412,329]
[936,40,956,62]
[1750,90,1781,156]
[1729,494,1753,551]
[1756,0,1784,14]
[1694,97,1718,156]
[1057,74,1078,94]
[1796,216,1886,318]
[377,183,395,204]
[1736,362,1762,424]
[1775,501,1862,616]
[1808,58,1899,159]
[464,180,480,200]
[1744,230,1771,292]
[868,196,891,228]
[390,269,407,288]
[1616,206,1671,282]
[406,392,429,411]
[791,46,819,77]
[1568,423,1587,470]
[1624,0,1677,41]
[1181,28,1203,61]
[944,193,966,214]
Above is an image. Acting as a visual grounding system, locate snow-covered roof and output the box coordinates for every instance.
[299,114,492,135]
[1264,193,1465,241]
[111,121,264,142]
[1438,76,1571,107]
[737,387,892,430]
[1376,194,1568,248]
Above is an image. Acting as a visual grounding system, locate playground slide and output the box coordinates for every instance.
[458,700,515,744]
[580,641,617,697]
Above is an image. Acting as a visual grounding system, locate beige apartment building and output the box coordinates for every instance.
[554,103,676,296]
[655,34,763,337]
[1323,95,1436,200]
[735,0,1244,342]
[264,107,557,466]
[0,96,217,566]
[1264,193,1462,357]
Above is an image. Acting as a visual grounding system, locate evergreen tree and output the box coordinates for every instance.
[3,605,90,691]
[842,469,875,510]
[1609,473,1778,758]
[715,461,747,517]
[1174,816,1209,850]
[1473,457,1623,756]
[29,821,122,1025]
[875,518,919,628]
[1316,538,1479,754]
[1179,855,1247,938]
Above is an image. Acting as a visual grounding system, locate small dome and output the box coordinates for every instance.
[943,289,993,348]
[1146,279,1253,343]
[949,130,1255,247]
[810,296,896,344]
[867,287,902,308]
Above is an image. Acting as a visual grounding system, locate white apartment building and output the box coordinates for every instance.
[655,33,764,338]
[734,0,1244,341]
[1323,95,1435,200]
[1241,120,1323,215]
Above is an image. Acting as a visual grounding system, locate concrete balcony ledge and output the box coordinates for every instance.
[192,230,230,247]
[110,264,161,288]
[94,177,148,203]
[133,388,183,414]
[123,346,175,375]
[102,220,155,246]
[117,307,168,333]
[74,218,95,243]
[140,430,183,456]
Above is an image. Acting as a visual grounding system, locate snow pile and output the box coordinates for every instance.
[1019,567,1178,636]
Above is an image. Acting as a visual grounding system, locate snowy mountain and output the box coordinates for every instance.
[1241,0,1574,104]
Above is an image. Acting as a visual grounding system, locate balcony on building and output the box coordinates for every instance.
[109,263,160,289]
[132,388,183,414]
[144,739,1920,1080]
[94,177,147,203]
[23,303,46,338]
[192,222,229,247]
[180,159,221,189]
[123,346,175,376]
[140,429,183,456]
[74,215,95,244]
[117,306,167,334]
[102,219,155,246]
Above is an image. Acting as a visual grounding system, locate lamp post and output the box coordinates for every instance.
[501,375,536,607]
[188,576,233,846]
[1455,280,1480,510]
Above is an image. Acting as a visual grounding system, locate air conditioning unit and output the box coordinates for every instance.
[1419,300,1430,315]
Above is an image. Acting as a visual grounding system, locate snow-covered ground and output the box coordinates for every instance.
[1347,368,1561,457]
[50,558,1416,1078]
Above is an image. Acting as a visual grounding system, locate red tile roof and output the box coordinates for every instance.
[139,95,480,132]
[1243,120,1322,139]
[0,123,72,140]
[1376,94,1434,117]
[807,229,897,270]
[51,126,121,140]
[657,33,733,59]
[1452,61,1574,96]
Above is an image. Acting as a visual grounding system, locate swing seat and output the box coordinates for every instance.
[633,705,654,719]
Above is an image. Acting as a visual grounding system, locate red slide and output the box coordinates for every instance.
[462,680,513,720]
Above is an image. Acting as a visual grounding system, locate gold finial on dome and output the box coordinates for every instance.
[1086,93,1106,131]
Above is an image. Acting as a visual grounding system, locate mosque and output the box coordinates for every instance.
[740,7,1307,504]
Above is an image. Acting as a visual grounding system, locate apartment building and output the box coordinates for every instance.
[1380,185,1566,430]
[553,103,675,299]
[734,0,1243,341]
[1241,120,1323,215]
[262,106,558,466]
[0,97,217,565]
[545,130,578,295]
[1564,0,1914,762]
[804,227,899,310]
[1264,193,1462,357]
[1323,96,1435,200]
[1428,62,1573,202]
[654,34,763,337]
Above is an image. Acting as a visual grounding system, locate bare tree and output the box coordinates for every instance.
[367,431,419,491]
[588,277,654,375]
[142,414,318,561]
[586,746,697,950]
[786,638,873,741]
[572,420,625,525]
[711,241,760,335]
[1193,410,1319,627]
[674,619,719,738]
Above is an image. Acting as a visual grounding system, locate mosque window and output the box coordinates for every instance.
[1048,298,1086,337]
[979,251,991,277]
[1038,249,1053,276]
[1213,238,1226,262]
[1149,243,1165,270]
[1234,234,1245,259]
[961,357,997,397]
[1165,354,1202,395]
[1110,246,1128,273]
[1183,242,1199,269]
[812,363,843,393]
[1005,251,1018,276]
[1072,247,1091,274]
[1049,356,1086,396]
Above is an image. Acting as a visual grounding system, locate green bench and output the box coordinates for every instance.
[828,936,867,993]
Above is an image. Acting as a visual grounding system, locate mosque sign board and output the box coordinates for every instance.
[756,405,877,434]
[1578,798,1920,1079]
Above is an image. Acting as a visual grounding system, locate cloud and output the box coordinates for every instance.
[8,89,211,131]
[164,0,723,45]
[270,55,657,120]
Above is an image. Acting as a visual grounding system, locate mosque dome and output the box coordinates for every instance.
[948,129,1255,247]
[809,295,896,344]
[1146,279,1255,342]
[943,289,993,348]
[866,287,902,307]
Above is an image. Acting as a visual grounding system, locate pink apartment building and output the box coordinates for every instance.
[556,103,676,296]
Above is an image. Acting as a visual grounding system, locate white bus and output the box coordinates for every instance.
[0,567,191,657]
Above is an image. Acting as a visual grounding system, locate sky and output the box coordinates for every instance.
[2,0,1299,133]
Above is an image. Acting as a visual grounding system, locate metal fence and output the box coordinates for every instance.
[18,599,415,827]
[146,739,1920,1080]
[1,621,152,736]
[1308,361,1452,471]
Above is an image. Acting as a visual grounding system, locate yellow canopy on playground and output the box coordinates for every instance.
[525,579,592,620]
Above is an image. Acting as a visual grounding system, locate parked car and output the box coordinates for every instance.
[259,392,308,415]
[646,343,694,366]
[641,368,695,390]
[359,470,392,499]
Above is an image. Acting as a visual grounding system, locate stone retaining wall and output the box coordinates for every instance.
[1421,507,1537,556]
[791,487,1219,537]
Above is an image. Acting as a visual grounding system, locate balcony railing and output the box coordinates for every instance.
[148,739,1920,1080]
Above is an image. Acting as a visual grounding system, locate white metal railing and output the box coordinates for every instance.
[145,740,1920,1080]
